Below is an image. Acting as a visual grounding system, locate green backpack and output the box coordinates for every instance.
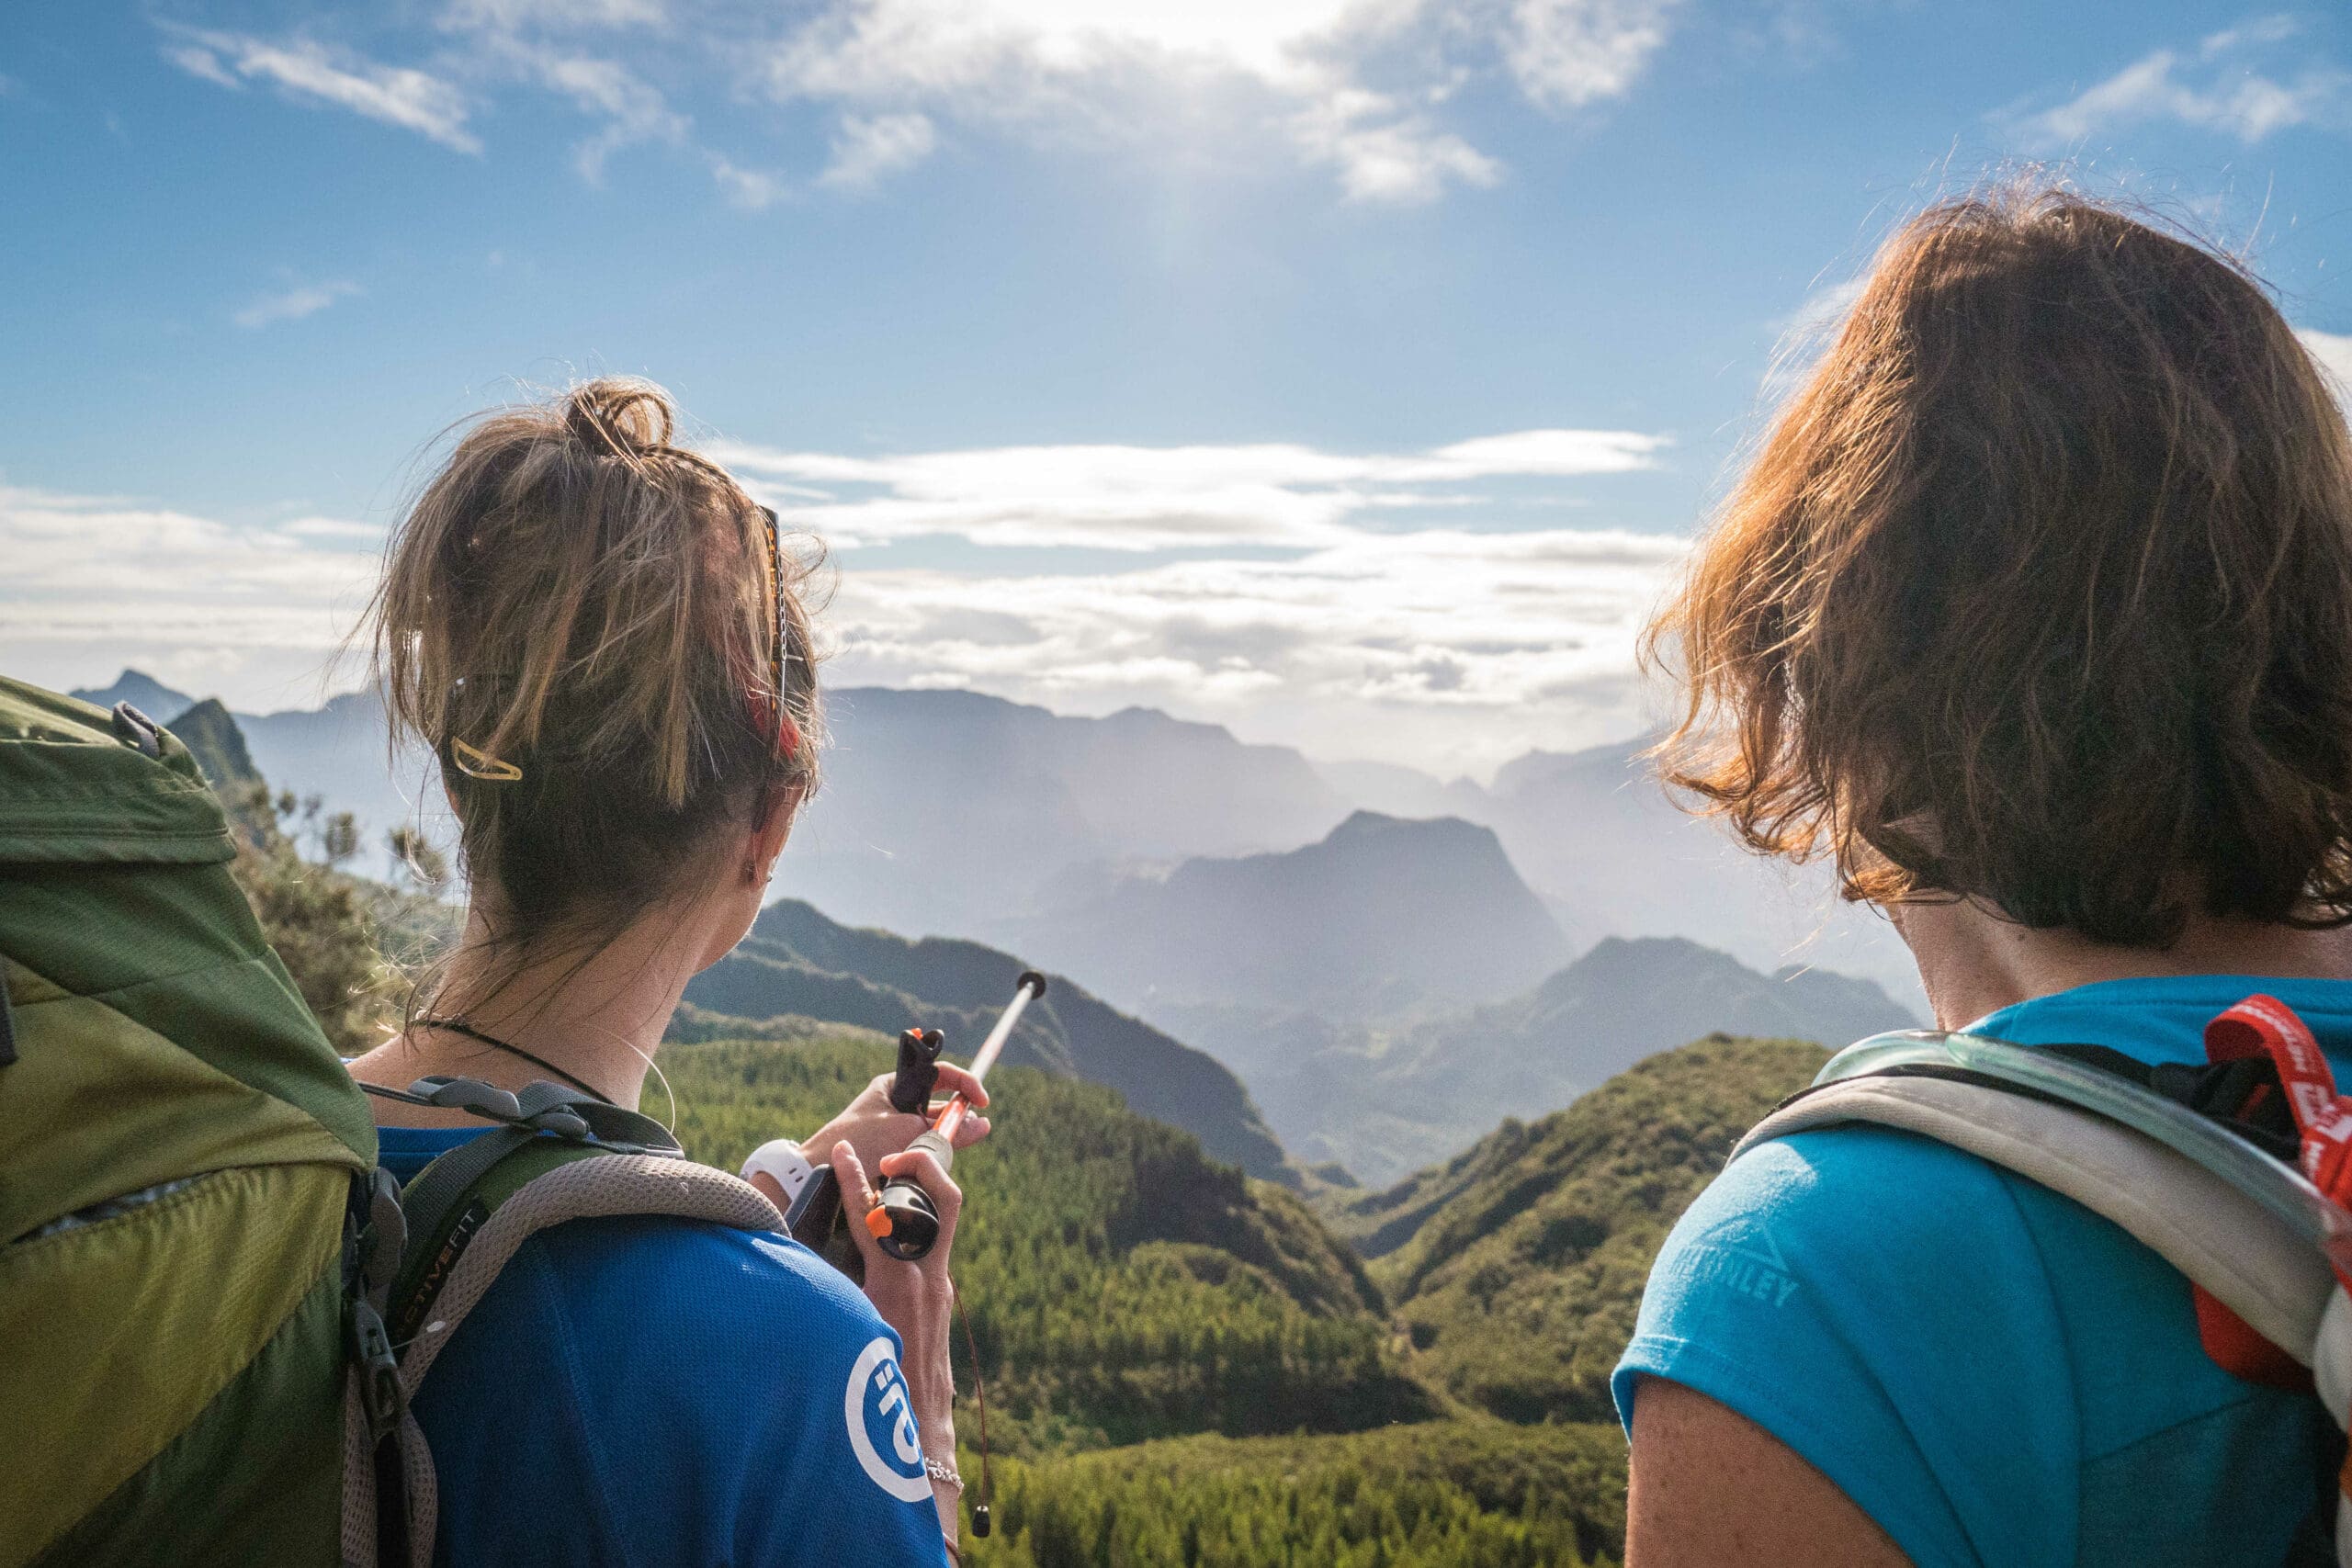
[0,678,781,1568]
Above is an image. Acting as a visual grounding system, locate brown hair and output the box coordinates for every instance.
[369,377,821,945]
[1649,186,2352,947]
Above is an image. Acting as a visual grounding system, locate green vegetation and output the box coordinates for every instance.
[1330,1034,1826,1423]
[664,1028,1433,1453]
[172,699,458,1053]
[962,1419,1625,1568]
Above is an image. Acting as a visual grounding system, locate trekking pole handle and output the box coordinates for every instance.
[870,971,1046,1262]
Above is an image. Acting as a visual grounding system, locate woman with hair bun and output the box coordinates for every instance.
[345,378,982,1567]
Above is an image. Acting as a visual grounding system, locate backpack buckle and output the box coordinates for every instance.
[346,1298,406,1442]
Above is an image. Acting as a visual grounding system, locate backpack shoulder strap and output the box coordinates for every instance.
[1736,1069,2336,1359]
[1738,1030,2352,1567]
[348,1083,784,1568]
[392,1149,782,1398]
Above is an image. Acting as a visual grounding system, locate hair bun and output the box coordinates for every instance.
[563,377,674,458]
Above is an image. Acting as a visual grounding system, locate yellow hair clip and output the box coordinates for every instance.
[449,738,524,783]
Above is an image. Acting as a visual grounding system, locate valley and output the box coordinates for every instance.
[112,678,1926,1562]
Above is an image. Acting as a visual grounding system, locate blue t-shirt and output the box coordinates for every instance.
[1613,975,2350,1567]
[379,1127,950,1568]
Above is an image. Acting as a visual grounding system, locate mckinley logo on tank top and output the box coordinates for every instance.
[1687,1212,1800,1307]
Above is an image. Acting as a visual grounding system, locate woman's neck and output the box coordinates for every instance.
[1893,897,2352,1030]
[356,902,703,1122]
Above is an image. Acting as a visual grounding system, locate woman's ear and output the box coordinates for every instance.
[748,780,802,877]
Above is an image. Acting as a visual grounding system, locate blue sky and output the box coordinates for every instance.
[5,1,2349,773]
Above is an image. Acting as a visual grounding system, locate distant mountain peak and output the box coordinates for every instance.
[69,669,198,724]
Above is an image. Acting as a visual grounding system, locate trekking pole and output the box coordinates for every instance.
[868,970,1046,1262]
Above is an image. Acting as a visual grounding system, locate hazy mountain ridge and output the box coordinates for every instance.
[682,898,1293,1182]
[73,669,1925,1010]
[780,685,1353,944]
[1317,736,1924,1004]
[1168,934,1914,1188]
[1016,810,1570,1019]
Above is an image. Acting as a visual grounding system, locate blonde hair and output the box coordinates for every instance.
[369,378,820,935]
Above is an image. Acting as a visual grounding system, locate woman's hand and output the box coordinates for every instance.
[831,1140,966,1547]
[802,1066,990,1179]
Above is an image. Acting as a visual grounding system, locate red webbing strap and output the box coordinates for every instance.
[2192,996,2352,1391]
[2208,996,2352,1212]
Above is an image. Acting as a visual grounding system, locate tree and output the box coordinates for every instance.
[387,826,448,893]
[322,811,360,870]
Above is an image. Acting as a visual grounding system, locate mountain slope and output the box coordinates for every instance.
[1474,737,1922,1004]
[1337,1033,1829,1422]
[780,686,1351,945]
[666,1025,1431,1453]
[1171,935,1912,1188]
[682,898,1291,1181]
[70,668,198,723]
[170,697,263,795]
[1022,811,1568,1018]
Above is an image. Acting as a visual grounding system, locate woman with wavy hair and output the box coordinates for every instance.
[1620,189,2352,1565]
[345,379,987,1566]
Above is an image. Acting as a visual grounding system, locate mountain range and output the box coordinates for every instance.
[1015,810,1569,1019]
[70,670,1924,1009]
[1165,934,1915,1188]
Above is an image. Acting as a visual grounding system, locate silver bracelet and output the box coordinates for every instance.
[925,1456,962,1492]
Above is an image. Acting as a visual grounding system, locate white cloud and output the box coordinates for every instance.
[159,2,1706,204]
[439,0,667,30]
[820,111,939,188]
[1290,89,1500,204]
[2,423,1681,766]
[762,0,1678,200]
[0,485,382,705]
[2006,17,2352,147]
[233,280,363,329]
[162,28,481,153]
[708,154,790,208]
[713,428,1668,549]
[825,525,1689,770]
[2305,328,2352,416]
[501,45,689,178]
[1507,0,1682,112]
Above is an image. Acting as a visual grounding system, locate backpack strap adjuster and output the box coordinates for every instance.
[346,1298,406,1442]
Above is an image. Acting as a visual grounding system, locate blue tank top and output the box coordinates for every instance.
[1614,975,2350,1567]
[379,1126,951,1568]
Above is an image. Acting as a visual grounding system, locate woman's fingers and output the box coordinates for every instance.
[930,1063,989,1109]
[829,1142,888,1269]
[876,1146,963,1229]
[946,1112,990,1149]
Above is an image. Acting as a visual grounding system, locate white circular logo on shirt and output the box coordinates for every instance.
[844,1337,932,1502]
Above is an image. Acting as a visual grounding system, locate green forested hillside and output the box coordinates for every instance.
[965,1418,1627,1568]
[1331,1034,1826,1423]
[663,1026,1432,1452]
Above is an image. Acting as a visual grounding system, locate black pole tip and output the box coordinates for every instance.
[1016,969,1047,998]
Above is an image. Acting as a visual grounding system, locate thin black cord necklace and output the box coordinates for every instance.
[414,1016,616,1106]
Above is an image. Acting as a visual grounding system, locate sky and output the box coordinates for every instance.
[4,2,2350,777]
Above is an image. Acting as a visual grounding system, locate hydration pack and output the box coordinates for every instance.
[1738,995,2352,1565]
[0,678,784,1567]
